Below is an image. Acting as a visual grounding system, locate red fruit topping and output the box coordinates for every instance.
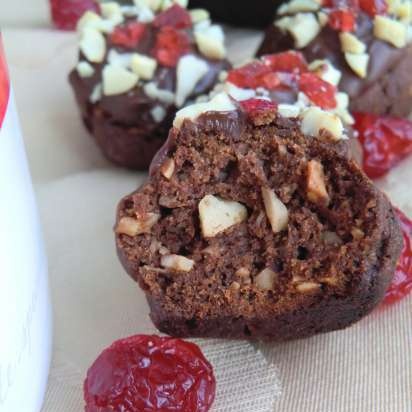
[240,98,278,118]
[353,113,412,179]
[0,36,10,130]
[153,27,191,67]
[298,73,337,109]
[153,4,192,29]
[359,0,388,16]
[110,22,146,49]
[84,335,216,412]
[262,51,308,74]
[328,8,357,32]
[384,208,412,305]
[50,0,99,31]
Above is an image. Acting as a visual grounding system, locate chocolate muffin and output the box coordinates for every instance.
[115,92,402,341]
[69,2,230,169]
[188,0,281,27]
[257,0,412,117]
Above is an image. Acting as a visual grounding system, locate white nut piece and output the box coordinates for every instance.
[395,2,411,23]
[77,10,115,33]
[344,52,369,78]
[308,59,342,86]
[76,61,95,78]
[175,55,209,107]
[160,158,175,179]
[255,268,278,290]
[102,65,139,96]
[296,281,321,293]
[144,82,175,104]
[300,107,343,141]
[107,49,133,68]
[278,103,301,118]
[116,213,160,236]
[307,160,330,205]
[89,83,102,103]
[275,13,321,48]
[161,254,195,272]
[333,92,355,125]
[190,8,210,23]
[195,25,226,60]
[373,15,407,48]
[100,2,124,25]
[131,53,158,80]
[137,0,162,11]
[339,32,366,54]
[173,92,236,128]
[278,0,320,15]
[261,187,289,233]
[79,28,106,63]
[317,11,328,26]
[151,105,167,123]
[199,195,248,238]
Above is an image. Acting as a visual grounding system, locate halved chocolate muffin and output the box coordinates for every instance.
[115,93,402,340]
[69,2,229,169]
[257,0,412,117]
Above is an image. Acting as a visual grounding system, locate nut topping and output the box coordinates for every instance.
[102,65,139,96]
[261,187,289,233]
[160,158,175,179]
[344,53,370,78]
[373,15,407,48]
[306,160,330,205]
[198,195,248,238]
[161,254,195,272]
[300,107,344,141]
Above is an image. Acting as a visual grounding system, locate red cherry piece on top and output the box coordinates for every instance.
[153,4,192,29]
[110,22,146,49]
[384,208,412,305]
[84,335,216,412]
[353,113,412,179]
[328,9,356,32]
[227,62,272,89]
[262,51,308,74]
[50,0,99,31]
[359,0,388,16]
[153,26,191,67]
[298,72,337,109]
[240,98,278,114]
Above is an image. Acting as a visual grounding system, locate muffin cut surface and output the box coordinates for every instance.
[116,99,402,340]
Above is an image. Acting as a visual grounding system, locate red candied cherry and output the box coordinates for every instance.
[240,98,278,123]
[50,0,99,31]
[298,72,337,109]
[110,22,146,49]
[328,9,357,32]
[384,208,412,305]
[84,335,216,412]
[359,0,388,16]
[152,26,191,67]
[227,62,284,90]
[353,113,412,179]
[262,51,308,74]
[0,37,10,130]
[153,4,192,29]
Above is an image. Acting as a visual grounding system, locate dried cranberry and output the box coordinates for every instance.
[110,22,146,49]
[227,61,285,90]
[359,0,388,16]
[0,37,10,130]
[262,51,308,74]
[153,4,192,29]
[50,0,99,31]
[152,27,191,67]
[353,113,412,179]
[84,335,216,412]
[328,9,356,31]
[240,98,278,120]
[298,73,337,109]
[384,208,412,305]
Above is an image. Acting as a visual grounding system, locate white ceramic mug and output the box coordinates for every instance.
[0,37,52,412]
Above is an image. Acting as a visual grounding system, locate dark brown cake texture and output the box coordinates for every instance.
[188,0,282,27]
[257,0,412,117]
[115,92,403,341]
[69,1,230,170]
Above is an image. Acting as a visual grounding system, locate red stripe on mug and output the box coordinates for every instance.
[0,35,10,130]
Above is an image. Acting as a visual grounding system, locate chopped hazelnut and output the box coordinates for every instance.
[296,281,321,293]
[255,268,278,290]
[307,160,330,205]
[160,158,175,180]
[161,254,195,272]
[261,187,289,233]
[116,213,160,236]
